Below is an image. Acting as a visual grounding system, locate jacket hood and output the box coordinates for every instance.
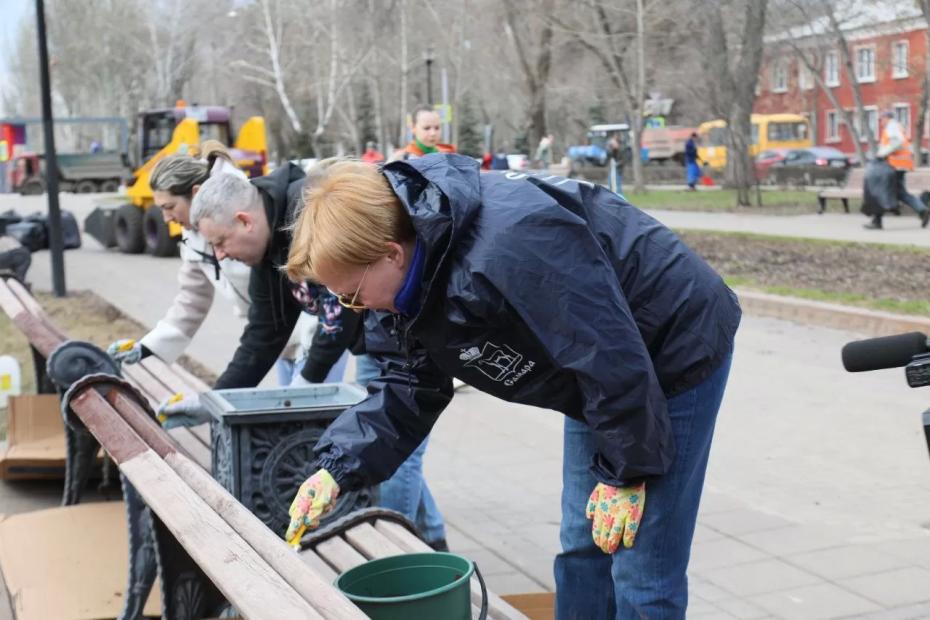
[381,154,482,300]
[252,162,307,235]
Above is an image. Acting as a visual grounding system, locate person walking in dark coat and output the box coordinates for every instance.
[685,132,702,190]
[282,154,741,618]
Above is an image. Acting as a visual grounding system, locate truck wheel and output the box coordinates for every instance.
[98,179,120,193]
[75,180,98,193]
[114,204,145,254]
[143,207,178,257]
[19,179,45,195]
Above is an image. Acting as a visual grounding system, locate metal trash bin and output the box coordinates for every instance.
[202,383,377,536]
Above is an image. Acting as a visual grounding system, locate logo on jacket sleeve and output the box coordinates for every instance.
[459,342,535,386]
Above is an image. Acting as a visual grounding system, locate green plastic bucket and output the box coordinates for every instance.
[335,552,487,620]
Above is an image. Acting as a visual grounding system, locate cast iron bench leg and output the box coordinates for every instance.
[118,477,158,620]
[817,196,826,214]
[842,198,849,213]
[152,515,228,619]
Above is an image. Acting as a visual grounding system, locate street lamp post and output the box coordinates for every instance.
[35,0,66,297]
[424,46,435,105]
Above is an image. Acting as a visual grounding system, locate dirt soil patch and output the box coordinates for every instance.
[680,231,930,314]
[1,290,216,439]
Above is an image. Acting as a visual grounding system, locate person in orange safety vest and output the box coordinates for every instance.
[866,110,930,230]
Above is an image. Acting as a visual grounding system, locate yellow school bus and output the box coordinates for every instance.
[697,113,812,169]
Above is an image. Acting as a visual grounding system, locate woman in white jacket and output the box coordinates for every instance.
[107,142,256,366]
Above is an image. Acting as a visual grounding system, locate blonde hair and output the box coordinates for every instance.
[286,159,414,282]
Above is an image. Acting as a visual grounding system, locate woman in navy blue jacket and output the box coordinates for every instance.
[283,154,740,619]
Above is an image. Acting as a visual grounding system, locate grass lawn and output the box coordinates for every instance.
[625,188,846,214]
[725,276,930,316]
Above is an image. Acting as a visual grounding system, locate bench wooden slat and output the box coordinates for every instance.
[122,364,173,404]
[315,536,369,573]
[6,278,68,341]
[140,356,206,396]
[123,451,325,619]
[299,549,339,583]
[166,427,212,470]
[373,520,527,620]
[187,422,211,447]
[345,522,406,559]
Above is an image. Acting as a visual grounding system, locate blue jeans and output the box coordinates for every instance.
[355,354,447,544]
[555,354,732,620]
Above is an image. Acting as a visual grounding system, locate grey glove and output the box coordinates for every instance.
[157,392,211,429]
[107,338,143,365]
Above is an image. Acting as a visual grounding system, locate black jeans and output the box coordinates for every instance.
[0,246,31,282]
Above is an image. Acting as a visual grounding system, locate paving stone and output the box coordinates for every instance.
[839,567,930,608]
[484,571,549,595]
[703,558,821,597]
[785,545,909,580]
[713,596,773,619]
[737,525,847,557]
[750,583,882,619]
[700,508,795,537]
[690,537,770,572]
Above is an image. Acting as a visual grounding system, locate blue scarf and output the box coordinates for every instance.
[393,238,425,317]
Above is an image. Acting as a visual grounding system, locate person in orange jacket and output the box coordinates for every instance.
[866,110,930,230]
[392,104,456,161]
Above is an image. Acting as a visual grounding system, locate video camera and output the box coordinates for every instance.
[842,332,930,454]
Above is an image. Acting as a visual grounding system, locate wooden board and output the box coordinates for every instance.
[315,537,369,573]
[122,451,326,619]
[345,522,406,560]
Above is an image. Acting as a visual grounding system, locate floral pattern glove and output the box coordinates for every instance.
[285,469,340,547]
[585,480,646,553]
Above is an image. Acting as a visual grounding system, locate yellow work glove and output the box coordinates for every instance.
[586,480,646,553]
[284,469,340,548]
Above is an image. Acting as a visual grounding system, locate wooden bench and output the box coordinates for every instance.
[0,278,528,619]
[818,166,930,214]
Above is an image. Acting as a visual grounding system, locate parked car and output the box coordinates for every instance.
[754,148,791,182]
[766,146,851,186]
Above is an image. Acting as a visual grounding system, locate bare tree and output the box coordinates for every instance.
[703,0,768,206]
[503,0,555,155]
[551,0,666,192]
[232,0,305,134]
[773,2,868,164]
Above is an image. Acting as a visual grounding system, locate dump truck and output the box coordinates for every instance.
[10,151,129,195]
[85,103,268,257]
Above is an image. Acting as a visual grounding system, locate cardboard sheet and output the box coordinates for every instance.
[0,395,66,480]
[0,501,161,619]
[501,592,554,620]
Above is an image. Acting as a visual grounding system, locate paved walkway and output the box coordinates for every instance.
[649,208,930,247]
[5,193,930,617]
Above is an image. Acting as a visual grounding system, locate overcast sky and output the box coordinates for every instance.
[1,0,32,116]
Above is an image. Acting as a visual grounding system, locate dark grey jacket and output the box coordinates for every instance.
[314,154,741,489]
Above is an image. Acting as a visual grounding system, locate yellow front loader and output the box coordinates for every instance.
[85,103,268,256]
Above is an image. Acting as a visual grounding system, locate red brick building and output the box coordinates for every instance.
[756,6,928,158]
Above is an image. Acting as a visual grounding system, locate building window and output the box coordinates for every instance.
[860,106,879,142]
[825,110,840,142]
[798,62,814,90]
[855,46,876,83]
[894,103,911,134]
[892,41,909,78]
[824,51,839,87]
[772,59,788,93]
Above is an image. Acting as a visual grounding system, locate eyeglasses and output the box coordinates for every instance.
[334,264,370,310]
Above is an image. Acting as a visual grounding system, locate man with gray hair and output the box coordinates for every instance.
[159,161,362,399]
[159,160,450,550]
